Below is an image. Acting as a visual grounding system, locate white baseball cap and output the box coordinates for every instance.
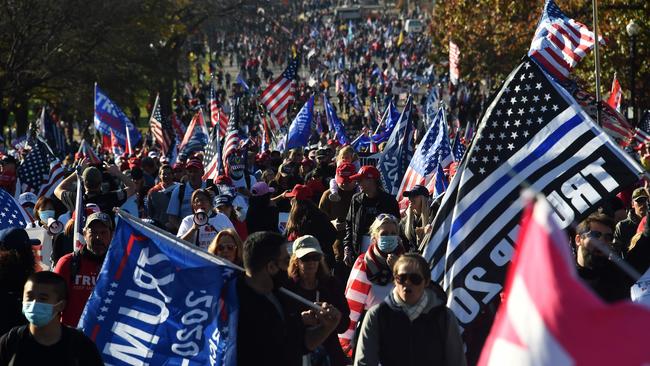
[18,192,38,206]
[292,235,323,259]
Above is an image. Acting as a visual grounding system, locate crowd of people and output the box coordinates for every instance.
[0,1,647,366]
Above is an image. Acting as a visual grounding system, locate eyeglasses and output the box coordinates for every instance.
[395,273,424,286]
[581,230,614,242]
[635,197,648,204]
[377,213,398,223]
[218,243,236,251]
[300,253,322,262]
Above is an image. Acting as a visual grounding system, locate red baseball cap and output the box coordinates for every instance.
[285,184,313,200]
[350,165,380,181]
[215,175,233,186]
[186,159,204,171]
[336,163,357,184]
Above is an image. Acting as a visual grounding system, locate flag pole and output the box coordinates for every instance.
[592,0,602,125]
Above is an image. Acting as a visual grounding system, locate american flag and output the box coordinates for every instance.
[452,132,466,161]
[202,127,221,181]
[0,188,31,229]
[209,83,228,137]
[17,138,66,198]
[150,94,173,155]
[635,112,650,146]
[395,106,453,201]
[38,107,67,159]
[572,88,635,146]
[222,102,240,167]
[71,170,85,251]
[528,0,603,80]
[75,139,101,165]
[125,123,134,156]
[260,56,299,130]
[449,40,460,85]
[171,112,186,142]
[422,58,643,357]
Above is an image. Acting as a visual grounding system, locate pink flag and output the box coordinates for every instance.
[479,196,650,365]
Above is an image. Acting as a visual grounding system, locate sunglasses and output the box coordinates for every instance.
[218,243,236,251]
[395,273,424,286]
[377,213,398,223]
[581,230,614,242]
[300,253,322,262]
[635,197,648,204]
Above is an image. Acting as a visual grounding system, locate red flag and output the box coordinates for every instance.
[607,75,623,112]
[479,196,650,365]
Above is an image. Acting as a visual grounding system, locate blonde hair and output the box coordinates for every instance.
[368,214,400,240]
[208,228,243,265]
[336,146,357,165]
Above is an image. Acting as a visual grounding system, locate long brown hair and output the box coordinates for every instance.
[285,198,319,236]
[288,254,330,281]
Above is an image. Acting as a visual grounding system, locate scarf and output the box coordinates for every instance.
[393,288,429,322]
[364,242,402,285]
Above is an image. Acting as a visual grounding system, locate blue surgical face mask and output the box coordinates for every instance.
[377,235,399,253]
[39,210,56,222]
[22,300,58,327]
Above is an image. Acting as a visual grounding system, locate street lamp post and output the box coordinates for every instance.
[626,19,640,124]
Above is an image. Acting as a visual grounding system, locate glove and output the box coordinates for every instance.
[344,246,356,267]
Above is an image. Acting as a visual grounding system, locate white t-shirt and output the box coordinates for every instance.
[177,212,234,250]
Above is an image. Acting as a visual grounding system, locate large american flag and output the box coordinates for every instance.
[202,127,221,181]
[422,58,643,358]
[17,138,66,198]
[260,56,299,130]
[150,94,173,155]
[395,106,453,201]
[528,0,603,80]
[0,188,31,229]
[209,82,228,137]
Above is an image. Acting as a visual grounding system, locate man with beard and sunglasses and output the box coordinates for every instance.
[575,213,633,302]
[53,212,113,326]
[237,231,343,366]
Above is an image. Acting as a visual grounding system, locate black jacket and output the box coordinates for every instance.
[343,190,400,254]
[613,211,641,256]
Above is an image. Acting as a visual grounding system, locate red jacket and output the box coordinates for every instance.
[54,249,103,327]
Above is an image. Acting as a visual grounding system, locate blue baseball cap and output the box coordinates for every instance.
[215,194,234,207]
[0,227,40,251]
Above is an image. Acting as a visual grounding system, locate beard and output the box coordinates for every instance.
[271,269,289,291]
[582,250,609,271]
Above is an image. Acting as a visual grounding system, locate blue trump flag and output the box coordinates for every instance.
[377,96,414,195]
[372,99,400,144]
[94,85,142,147]
[286,96,314,150]
[80,210,238,366]
[323,95,349,145]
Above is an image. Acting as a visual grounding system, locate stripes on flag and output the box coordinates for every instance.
[150,94,172,155]
[17,138,65,198]
[395,106,453,201]
[528,0,603,80]
[449,40,460,85]
[607,74,622,112]
[260,56,299,129]
[422,58,644,356]
[209,83,228,137]
[76,139,101,165]
[202,127,221,181]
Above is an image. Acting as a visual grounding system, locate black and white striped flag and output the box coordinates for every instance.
[422,57,644,359]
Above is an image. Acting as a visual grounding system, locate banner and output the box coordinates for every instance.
[94,85,142,148]
[80,211,238,366]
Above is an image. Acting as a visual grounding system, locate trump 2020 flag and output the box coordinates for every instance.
[422,57,644,363]
[286,96,314,150]
[80,210,238,366]
[479,196,650,365]
[323,95,349,145]
[377,96,414,195]
[94,85,142,148]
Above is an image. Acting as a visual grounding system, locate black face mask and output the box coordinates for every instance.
[271,268,289,291]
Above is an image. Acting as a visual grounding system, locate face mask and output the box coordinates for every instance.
[377,235,399,253]
[39,210,56,222]
[22,300,57,327]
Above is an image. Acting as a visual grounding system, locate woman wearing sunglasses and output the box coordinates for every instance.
[339,214,404,359]
[285,235,350,366]
[354,253,466,366]
[208,228,243,266]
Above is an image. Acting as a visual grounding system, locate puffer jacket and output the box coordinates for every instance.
[343,190,400,254]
